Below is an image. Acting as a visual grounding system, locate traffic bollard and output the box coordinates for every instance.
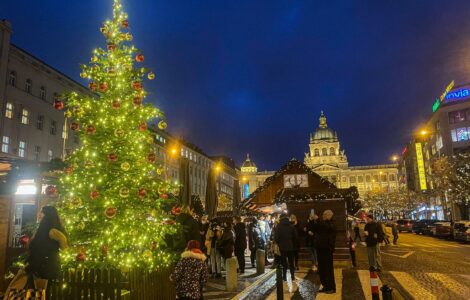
[381,284,393,300]
[276,264,284,300]
[369,266,380,300]
[256,249,265,274]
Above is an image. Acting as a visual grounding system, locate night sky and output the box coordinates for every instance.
[3,0,470,170]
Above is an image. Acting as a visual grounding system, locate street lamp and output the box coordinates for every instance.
[391,155,398,162]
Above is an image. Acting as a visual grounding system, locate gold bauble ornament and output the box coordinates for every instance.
[64,110,72,118]
[158,120,167,130]
[156,167,164,175]
[91,56,99,63]
[121,162,131,171]
[146,137,154,144]
[148,72,155,80]
[80,72,87,78]
[114,128,125,137]
[143,250,152,258]
[78,222,85,230]
[119,187,130,198]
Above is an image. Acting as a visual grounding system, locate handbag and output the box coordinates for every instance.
[4,268,47,300]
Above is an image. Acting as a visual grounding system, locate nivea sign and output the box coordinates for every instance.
[445,87,470,102]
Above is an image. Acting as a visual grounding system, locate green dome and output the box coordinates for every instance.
[312,112,338,141]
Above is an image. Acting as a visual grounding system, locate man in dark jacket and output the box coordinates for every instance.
[313,210,336,294]
[233,216,247,273]
[274,214,298,281]
[364,214,383,271]
[176,209,201,246]
[248,218,263,268]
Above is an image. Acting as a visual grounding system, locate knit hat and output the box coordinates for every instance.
[186,240,200,250]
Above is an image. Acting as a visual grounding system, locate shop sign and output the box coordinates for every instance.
[415,143,427,190]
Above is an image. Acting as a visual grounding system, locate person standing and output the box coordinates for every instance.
[364,214,384,271]
[206,221,223,277]
[354,222,363,244]
[248,218,263,268]
[233,216,247,273]
[275,214,298,281]
[199,215,210,256]
[305,213,317,271]
[171,240,209,300]
[220,222,235,267]
[290,214,301,270]
[27,206,68,282]
[392,223,399,245]
[313,210,336,294]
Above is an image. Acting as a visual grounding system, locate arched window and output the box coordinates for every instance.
[39,86,46,100]
[329,147,335,156]
[25,79,32,93]
[8,71,16,86]
[314,149,319,156]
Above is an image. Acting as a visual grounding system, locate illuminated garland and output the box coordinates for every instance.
[56,0,179,270]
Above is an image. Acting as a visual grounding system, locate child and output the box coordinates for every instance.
[171,240,209,300]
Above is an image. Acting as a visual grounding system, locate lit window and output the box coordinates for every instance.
[342,176,347,182]
[389,174,396,181]
[47,150,53,162]
[8,71,16,86]
[451,127,470,142]
[373,175,379,182]
[50,120,57,135]
[329,147,335,156]
[34,145,41,161]
[448,110,467,124]
[181,148,184,156]
[5,102,13,119]
[37,115,44,130]
[381,174,387,182]
[314,149,319,156]
[25,79,32,93]
[39,86,46,100]
[322,148,327,156]
[2,136,9,153]
[358,176,363,183]
[21,109,29,125]
[18,141,26,158]
[350,176,356,183]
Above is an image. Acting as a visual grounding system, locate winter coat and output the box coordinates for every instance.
[364,221,384,247]
[292,222,301,250]
[199,221,209,251]
[313,219,336,252]
[248,223,264,250]
[274,218,298,252]
[219,229,235,259]
[27,228,67,280]
[176,213,201,245]
[305,219,316,247]
[172,249,209,300]
[234,223,247,251]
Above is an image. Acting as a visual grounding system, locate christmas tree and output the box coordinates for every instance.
[57,0,179,270]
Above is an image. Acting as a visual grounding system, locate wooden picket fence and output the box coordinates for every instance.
[47,267,175,300]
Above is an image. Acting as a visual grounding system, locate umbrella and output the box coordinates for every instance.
[232,179,241,215]
[205,168,218,219]
[179,157,191,207]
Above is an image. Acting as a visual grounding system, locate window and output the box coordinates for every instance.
[358,176,364,183]
[350,176,356,184]
[331,176,337,183]
[34,146,41,161]
[342,176,347,182]
[329,147,335,156]
[381,174,387,182]
[5,102,13,119]
[322,148,327,156]
[18,141,26,158]
[314,149,319,156]
[389,174,396,182]
[366,175,371,182]
[450,127,470,142]
[47,150,53,162]
[25,79,32,94]
[449,110,467,124]
[8,71,16,86]
[50,120,57,135]
[39,86,46,100]
[2,136,9,153]
[373,175,379,182]
[21,109,29,125]
[36,115,44,130]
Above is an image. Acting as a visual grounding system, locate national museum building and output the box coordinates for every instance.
[240,112,399,199]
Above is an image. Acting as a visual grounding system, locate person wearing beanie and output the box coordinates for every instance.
[171,240,209,300]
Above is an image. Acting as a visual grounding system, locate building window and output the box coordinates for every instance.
[373,175,379,182]
[342,176,347,182]
[21,109,29,125]
[47,150,53,162]
[450,127,470,142]
[350,176,356,183]
[314,149,319,156]
[2,136,9,153]
[36,115,44,130]
[8,71,16,86]
[5,102,13,119]
[358,176,363,183]
[331,175,337,183]
[448,110,467,124]
[50,120,57,135]
[366,175,371,182]
[18,141,26,158]
[329,147,335,156]
[381,174,387,182]
[34,146,41,161]
[25,79,32,94]
[322,148,327,156]
[39,86,46,100]
[389,174,396,181]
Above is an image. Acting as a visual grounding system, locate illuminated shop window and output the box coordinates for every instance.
[5,102,13,119]
[451,127,470,142]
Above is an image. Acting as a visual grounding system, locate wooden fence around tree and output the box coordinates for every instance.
[46,267,175,300]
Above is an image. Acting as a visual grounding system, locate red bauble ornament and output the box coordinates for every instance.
[132,81,142,90]
[138,122,148,131]
[146,153,156,163]
[108,153,118,162]
[90,190,100,199]
[138,188,147,198]
[70,122,80,131]
[86,125,96,135]
[105,207,117,218]
[99,82,108,92]
[107,43,116,51]
[171,206,181,215]
[76,252,86,262]
[89,82,97,91]
[54,99,65,110]
[133,96,143,106]
[121,20,129,28]
[45,185,58,197]
[160,193,169,199]
[19,235,30,246]
[112,101,121,109]
[135,53,144,62]
[65,166,74,175]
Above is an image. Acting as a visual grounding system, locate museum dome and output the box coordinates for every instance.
[241,154,258,173]
[312,112,338,141]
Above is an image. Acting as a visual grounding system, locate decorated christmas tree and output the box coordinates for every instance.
[56,0,179,270]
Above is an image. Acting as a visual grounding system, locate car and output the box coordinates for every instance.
[422,220,445,235]
[412,219,442,235]
[453,221,470,243]
[432,222,453,239]
[396,219,414,232]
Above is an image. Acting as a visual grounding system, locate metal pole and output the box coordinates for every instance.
[276,264,284,300]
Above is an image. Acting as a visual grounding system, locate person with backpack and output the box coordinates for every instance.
[364,214,383,272]
[248,218,264,268]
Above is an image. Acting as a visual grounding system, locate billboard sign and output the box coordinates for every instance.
[415,143,427,190]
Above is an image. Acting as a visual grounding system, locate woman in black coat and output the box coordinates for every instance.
[233,216,247,273]
[313,210,336,294]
